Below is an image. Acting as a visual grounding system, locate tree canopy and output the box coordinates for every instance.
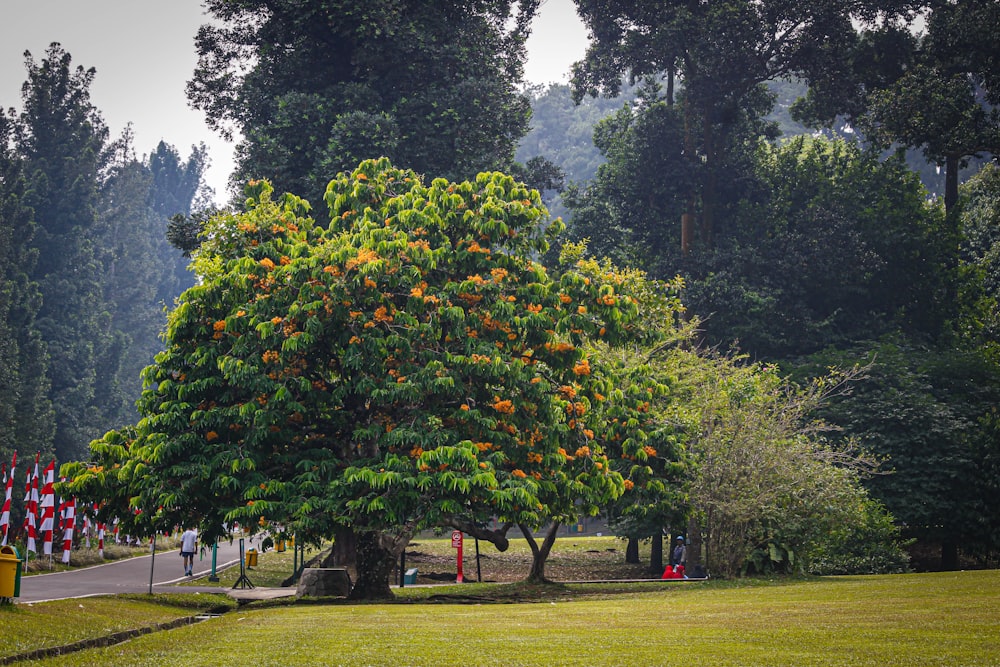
[66,158,670,597]
[188,0,540,205]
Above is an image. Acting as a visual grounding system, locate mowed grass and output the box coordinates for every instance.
[15,569,1000,667]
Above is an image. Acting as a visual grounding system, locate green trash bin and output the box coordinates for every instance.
[403,568,418,585]
[0,545,19,599]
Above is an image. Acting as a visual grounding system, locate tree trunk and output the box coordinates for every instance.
[348,530,397,600]
[701,111,716,248]
[331,525,357,567]
[944,154,959,218]
[625,537,640,564]
[687,515,704,576]
[681,96,697,255]
[649,532,664,573]
[941,541,959,571]
[520,522,560,583]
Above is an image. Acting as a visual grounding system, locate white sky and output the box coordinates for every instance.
[0,0,589,203]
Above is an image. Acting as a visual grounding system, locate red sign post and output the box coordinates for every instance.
[451,530,464,583]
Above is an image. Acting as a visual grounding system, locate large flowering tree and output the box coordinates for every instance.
[66,159,664,598]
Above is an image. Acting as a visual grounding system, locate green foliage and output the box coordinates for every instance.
[796,339,1000,567]
[805,496,912,576]
[686,136,958,359]
[189,0,539,205]
[675,351,886,578]
[67,159,670,597]
[15,44,118,460]
[0,108,53,462]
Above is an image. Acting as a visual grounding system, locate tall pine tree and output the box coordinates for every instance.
[0,108,54,463]
[14,44,118,460]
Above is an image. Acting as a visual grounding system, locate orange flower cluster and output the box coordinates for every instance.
[213,320,227,332]
[374,305,394,323]
[206,431,219,442]
[526,452,543,464]
[598,294,616,306]
[492,398,515,414]
[575,445,591,458]
[527,303,543,314]
[262,350,280,364]
[259,257,276,271]
[410,446,424,457]
[623,479,635,491]
[346,247,379,271]
[490,267,508,282]
[643,445,657,457]
[407,239,431,251]
[545,341,575,353]
[474,441,493,452]
[559,294,572,304]
[511,469,527,478]
[573,359,591,376]
[323,265,342,276]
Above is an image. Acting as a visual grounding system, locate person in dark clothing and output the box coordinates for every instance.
[672,536,687,567]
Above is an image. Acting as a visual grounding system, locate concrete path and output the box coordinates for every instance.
[15,537,266,603]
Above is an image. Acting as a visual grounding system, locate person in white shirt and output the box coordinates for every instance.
[180,526,198,576]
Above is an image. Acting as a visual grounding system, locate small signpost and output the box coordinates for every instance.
[451,530,464,583]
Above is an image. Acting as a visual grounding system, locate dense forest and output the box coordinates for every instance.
[4,1,1000,581]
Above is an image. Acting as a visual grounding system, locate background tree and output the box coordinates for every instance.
[796,342,1000,570]
[188,0,540,205]
[571,0,903,253]
[13,44,120,461]
[147,141,212,298]
[0,109,53,463]
[686,136,958,359]
[677,353,904,578]
[795,0,1000,216]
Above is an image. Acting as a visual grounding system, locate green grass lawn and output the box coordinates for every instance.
[9,570,998,666]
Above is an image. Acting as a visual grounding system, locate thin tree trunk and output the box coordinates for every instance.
[941,541,959,571]
[944,154,959,217]
[626,537,640,564]
[681,96,696,255]
[701,111,716,248]
[520,522,561,583]
[649,532,664,573]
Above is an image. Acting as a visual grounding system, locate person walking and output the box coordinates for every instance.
[180,526,198,576]
[672,536,687,568]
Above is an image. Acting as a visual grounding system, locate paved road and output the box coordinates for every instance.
[15,537,261,603]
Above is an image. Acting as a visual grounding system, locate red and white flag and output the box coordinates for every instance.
[97,520,106,558]
[22,453,39,554]
[60,495,76,564]
[39,459,55,556]
[0,453,13,545]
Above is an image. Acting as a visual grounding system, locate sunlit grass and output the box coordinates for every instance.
[0,594,234,657]
[19,570,1000,667]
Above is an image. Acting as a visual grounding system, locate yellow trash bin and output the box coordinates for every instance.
[0,546,19,598]
[246,548,258,568]
[276,539,286,552]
